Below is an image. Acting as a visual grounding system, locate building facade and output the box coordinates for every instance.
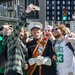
[1,0,75,27]
[39,0,75,26]
[0,0,25,25]
[0,0,40,25]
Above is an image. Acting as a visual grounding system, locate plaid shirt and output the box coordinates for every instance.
[4,12,28,75]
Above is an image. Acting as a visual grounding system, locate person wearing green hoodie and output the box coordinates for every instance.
[0,35,6,75]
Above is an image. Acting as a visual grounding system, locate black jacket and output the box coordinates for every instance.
[26,39,56,75]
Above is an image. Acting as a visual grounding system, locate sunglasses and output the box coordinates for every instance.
[52,28,59,32]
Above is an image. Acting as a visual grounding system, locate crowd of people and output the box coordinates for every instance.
[0,3,75,75]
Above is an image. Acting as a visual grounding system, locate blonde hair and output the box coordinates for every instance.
[58,24,68,36]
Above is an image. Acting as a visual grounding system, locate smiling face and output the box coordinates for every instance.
[52,27,62,39]
[52,24,68,39]
[20,28,29,39]
[31,27,42,39]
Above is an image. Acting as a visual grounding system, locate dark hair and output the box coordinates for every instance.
[0,26,4,31]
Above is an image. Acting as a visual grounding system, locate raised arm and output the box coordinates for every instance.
[8,4,36,42]
[7,4,37,55]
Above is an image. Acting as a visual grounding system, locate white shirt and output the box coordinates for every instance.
[54,39,75,75]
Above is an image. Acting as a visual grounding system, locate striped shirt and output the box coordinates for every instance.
[4,12,28,75]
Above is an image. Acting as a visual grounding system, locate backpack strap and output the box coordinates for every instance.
[52,40,57,47]
[66,42,75,56]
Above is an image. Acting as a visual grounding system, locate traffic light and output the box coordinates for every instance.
[62,8,67,21]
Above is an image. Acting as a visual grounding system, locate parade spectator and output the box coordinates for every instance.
[0,34,5,75]
[0,25,12,75]
[43,25,55,42]
[0,24,29,75]
[26,22,56,75]
[1,4,37,75]
[19,27,31,44]
[52,24,75,75]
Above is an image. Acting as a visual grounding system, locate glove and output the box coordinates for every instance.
[43,57,51,66]
[35,56,44,65]
[28,58,36,66]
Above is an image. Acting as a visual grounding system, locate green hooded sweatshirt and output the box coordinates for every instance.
[0,36,5,74]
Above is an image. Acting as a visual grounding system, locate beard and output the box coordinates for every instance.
[54,33,62,39]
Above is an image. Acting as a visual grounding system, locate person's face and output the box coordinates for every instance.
[52,27,62,39]
[6,26,13,36]
[43,29,52,39]
[31,27,42,39]
[2,25,13,36]
[20,29,29,39]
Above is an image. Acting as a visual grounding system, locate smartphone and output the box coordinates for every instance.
[34,6,40,11]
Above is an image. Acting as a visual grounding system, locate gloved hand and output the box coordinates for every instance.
[28,56,52,66]
[28,58,36,66]
[35,56,44,65]
[43,57,52,66]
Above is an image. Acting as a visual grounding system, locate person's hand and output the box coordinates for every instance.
[42,57,52,66]
[28,58,36,66]
[52,55,56,61]
[65,33,75,43]
[24,61,29,70]
[70,32,75,38]
[35,56,52,66]
[35,56,44,65]
[25,4,35,13]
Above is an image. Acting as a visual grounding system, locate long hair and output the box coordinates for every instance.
[58,24,68,36]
